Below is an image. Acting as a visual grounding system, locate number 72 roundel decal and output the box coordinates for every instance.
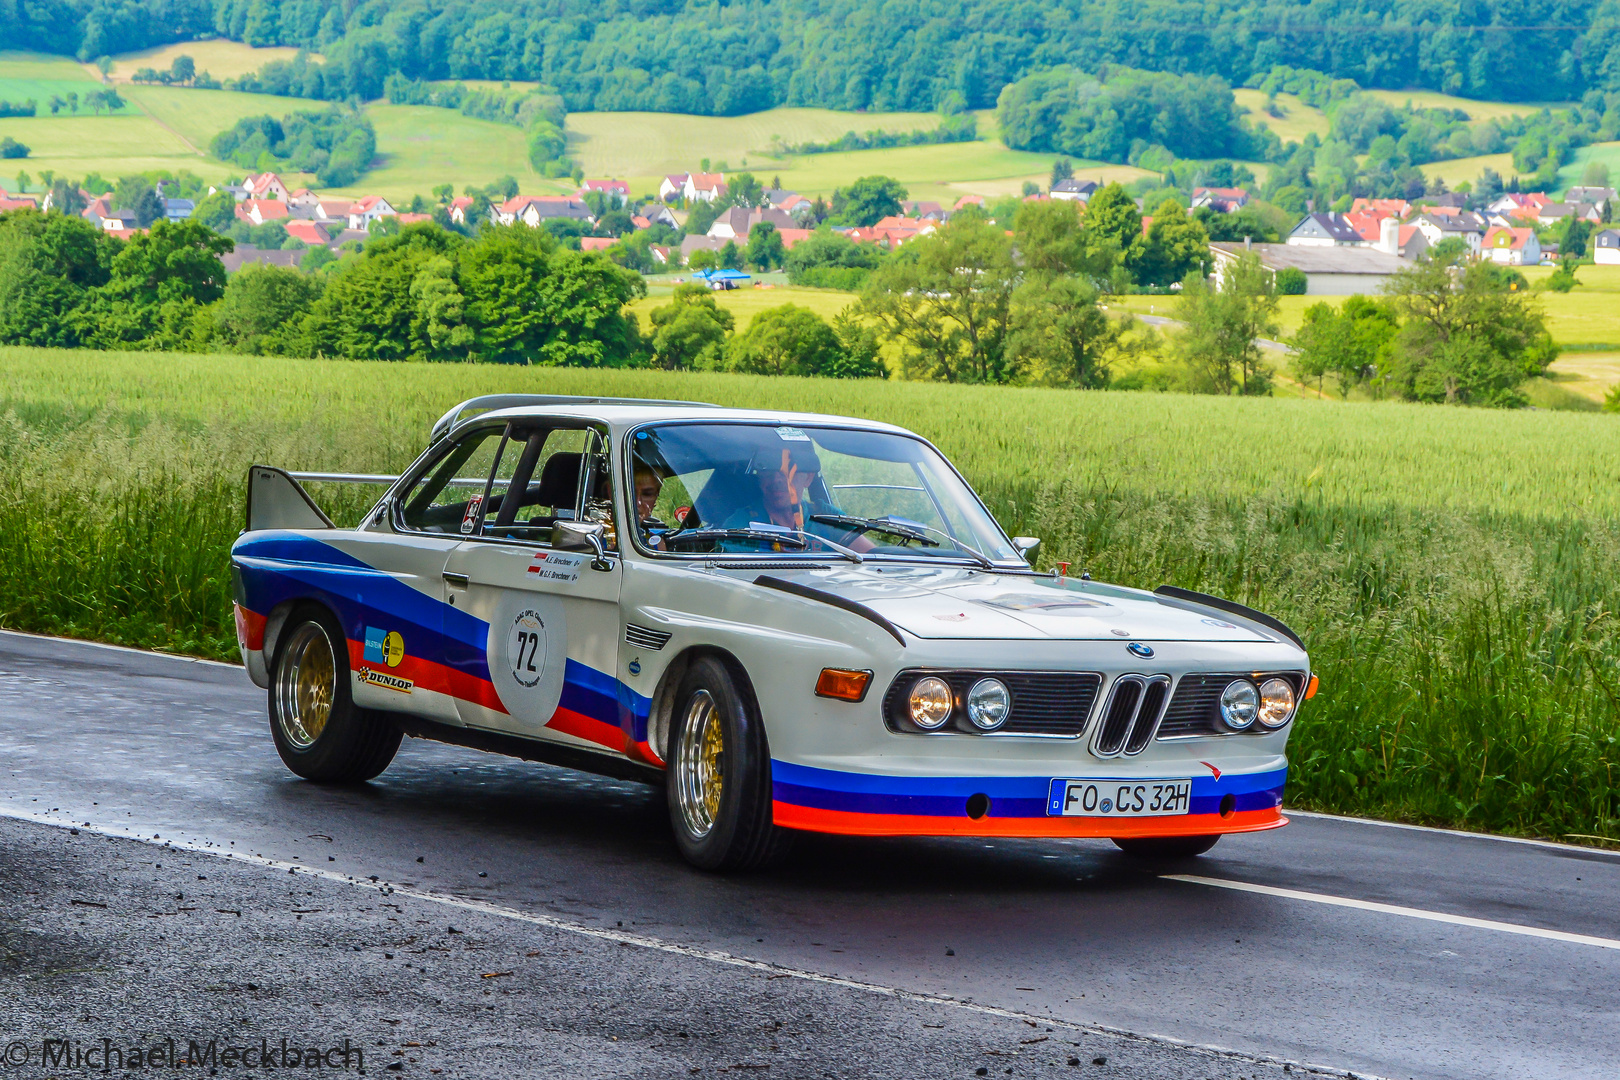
[508,609,547,687]
[489,593,567,725]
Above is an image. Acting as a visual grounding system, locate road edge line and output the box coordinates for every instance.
[1165,873,1620,951]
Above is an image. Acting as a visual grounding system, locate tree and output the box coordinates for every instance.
[113,176,164,227]
[1383,254,1557,406]
[1582,161,1611,187]
[725,172,763,208]
[1170,254,1279,395]
[1135,200,1211,287]
[831,176,906,227]
[408,254,474,360]
[717,239,741,269]
[0,137,29,160]
[718,304,851,376]
[1080,184,1142,274]
[77,219,232,351]
[0,209,115,347]
[1050,157,1074,188]
[859,216,1016,383]
[1286,296,1399,397]
[1014,198,1125,288]
[745,222,784,270]
[1275,267,1308,294]
[649,283,733,369]
[1007,275,1125,388]
[213,263,324,353]
[191,191,239,232]
[46,178,86,216]
[170,55,195,84]
[783,227,881,288]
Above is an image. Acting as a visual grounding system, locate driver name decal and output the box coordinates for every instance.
[527,551,585,582]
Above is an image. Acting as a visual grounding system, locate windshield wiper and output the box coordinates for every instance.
[663,525,863,564]
[664,527,810,550]
[811,513,941,547]
[814,514,994,569]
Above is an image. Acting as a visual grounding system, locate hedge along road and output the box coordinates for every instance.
[0,630,1616,1080]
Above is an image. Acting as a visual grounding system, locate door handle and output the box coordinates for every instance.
[443,572,470,588]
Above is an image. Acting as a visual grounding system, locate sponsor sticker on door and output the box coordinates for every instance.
[359,668,413,694]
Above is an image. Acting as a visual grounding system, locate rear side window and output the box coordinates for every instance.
[398,428,505,534]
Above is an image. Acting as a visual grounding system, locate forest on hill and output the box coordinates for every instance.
[10,0,1620,115]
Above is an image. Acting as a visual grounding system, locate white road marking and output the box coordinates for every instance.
[1285,808,1620,859]
[0,806,1388,1080]
[1166,874,1620,951]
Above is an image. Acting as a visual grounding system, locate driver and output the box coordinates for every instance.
[720,444,873,553]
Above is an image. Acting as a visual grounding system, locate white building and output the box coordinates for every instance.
[1592,229,1620,265]
[1210,241,1408,296]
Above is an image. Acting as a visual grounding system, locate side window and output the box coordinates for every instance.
[398,428,505,534]
[481,428,590,542]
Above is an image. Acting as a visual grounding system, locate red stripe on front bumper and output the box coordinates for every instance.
[770,803,1286,838]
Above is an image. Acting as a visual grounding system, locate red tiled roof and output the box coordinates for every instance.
[1485,225,1535,250]
[284,221,332,244]
[579,236,617,251]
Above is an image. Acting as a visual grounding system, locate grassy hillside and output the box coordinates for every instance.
[107,39,311,83]
[0,346,1617,844]
[323,104,562,200]
[1362,89,1558,124]
[1233,89,1331,144]
[1558,141,1620,191]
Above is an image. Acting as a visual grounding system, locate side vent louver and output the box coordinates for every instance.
[1091,674,1171,758]
[624,624,673,651]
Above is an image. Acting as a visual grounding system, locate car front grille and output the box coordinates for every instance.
[1156,672,1308,738]
[882,670,1103,737]
[1091,675,1171,757]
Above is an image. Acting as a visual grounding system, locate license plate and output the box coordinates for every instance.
[1047,778,1192,817]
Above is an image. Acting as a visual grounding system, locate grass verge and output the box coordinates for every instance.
[0,346,1616,844]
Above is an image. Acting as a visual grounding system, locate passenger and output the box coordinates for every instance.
[634,462,669,547]
[721,445,872,553]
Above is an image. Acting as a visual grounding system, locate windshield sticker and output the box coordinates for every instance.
[527,551,585,583]
[980,594,1112,616]
[359,668,413,694]
[775,426,811,442]
[460,493,484,534]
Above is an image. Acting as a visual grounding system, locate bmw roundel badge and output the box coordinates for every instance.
[628,658,642,675]
[1127,642,1154,659]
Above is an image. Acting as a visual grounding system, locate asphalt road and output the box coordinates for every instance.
[1,630,1617,1080]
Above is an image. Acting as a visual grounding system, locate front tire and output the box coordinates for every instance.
[269,607,401,783]
[666,656,792,871]
[1112,834,1220,858]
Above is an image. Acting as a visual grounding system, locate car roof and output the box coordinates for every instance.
[448,401,915,440]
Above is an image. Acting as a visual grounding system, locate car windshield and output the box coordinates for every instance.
[627,422,1021,563]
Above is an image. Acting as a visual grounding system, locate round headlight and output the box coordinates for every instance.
[1219,679,1260,730]
[965,678,1011,731]
[1258,677,1297,728]
[908,676,953,730]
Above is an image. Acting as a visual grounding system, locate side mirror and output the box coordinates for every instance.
[552,521,614,571]
[1012,536,1041,562]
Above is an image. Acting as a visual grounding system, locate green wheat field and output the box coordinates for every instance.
[2,346,1619,846]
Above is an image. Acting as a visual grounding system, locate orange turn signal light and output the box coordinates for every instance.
[816,668,873,703]
[1305,674,1319,700]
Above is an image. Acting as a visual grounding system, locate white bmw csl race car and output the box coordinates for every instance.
[231,394,1313,870]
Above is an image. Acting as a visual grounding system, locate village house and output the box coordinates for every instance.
[448,196,475,225]
[1483,225,1541,265]
[491,194,594,227]
[163,198,194,221]
[1413,211,1488,253]
[1049,179,1098,202]
[1211,240,1407,295]
[1594,229,1620,265]
[236,199,290,227]
[578,179,629,204]
[1372,217,1429,260]
[1350,197,1410,218]
[0,187,39,212]
[1565,186,1616,215]
[684,173,727,203]
[707,205,796,241]
[659,174,689,203]
[637,203,679,228]
[1191,186,1248,213]
[284,220,332,245]
[579,236,616,252]
[347,195,396,230]
[1487,192,1551,218]
[242,172,290,202]
[1534,202,1602,227]
[1287,212,1365,246]
[314,199,353,225]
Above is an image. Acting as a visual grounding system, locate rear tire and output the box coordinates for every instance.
[269,606,401,783]
[1112,834,1221,858]
[666,655,793,871]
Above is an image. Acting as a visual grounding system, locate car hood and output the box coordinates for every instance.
[760,565,1275,642]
